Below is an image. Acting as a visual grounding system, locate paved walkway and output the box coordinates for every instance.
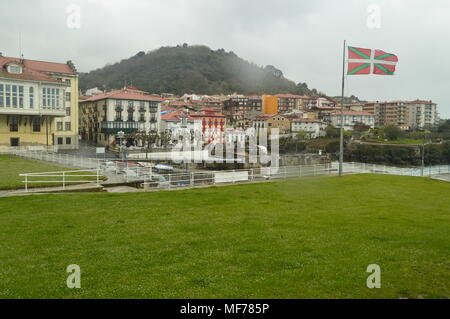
[431,173,450,182]
[0,183,104,197]
[58,141,118,159]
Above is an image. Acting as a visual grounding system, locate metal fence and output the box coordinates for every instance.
[110,163,335,190]
[11,149,103,169]
[333,162,450,177]
[19,169,102,192]
[10,148,450,192]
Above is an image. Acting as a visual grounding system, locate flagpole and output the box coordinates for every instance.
[339,40,346,177]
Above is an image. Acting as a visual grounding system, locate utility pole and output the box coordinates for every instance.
[421,143,425,177]
[339,40,346,176]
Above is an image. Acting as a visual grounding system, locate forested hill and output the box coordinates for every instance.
[79,44,324,96]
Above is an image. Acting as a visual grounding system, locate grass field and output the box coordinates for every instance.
[365,138,425,145]
[0,174,448,298]
[0,155,100,190]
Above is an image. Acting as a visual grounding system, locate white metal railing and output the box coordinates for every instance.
[129,164,336,190]
[11,149,104,169]
[332,161,450,177]
[19,169,101,192]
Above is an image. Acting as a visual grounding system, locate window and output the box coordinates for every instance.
[65,122,71,131]
[12,85,17,107]
[42,88,47,107]
[115,111,122,121]
[19,86,24,107]
[66,137,72,145]
[57,122,63,131]
[128,111,134,121]
[32,117,41,132]
[29,87,34,108]
[66,107,71,116]
[57,137,63,145]
[7,64,22,74]
[0,84,3,107]
[42,88,61,108]
[10,116,18,132]
[56,89,60,108]
[47,88,51,108]
[51,88,56,108]
[65,79,71,85]
[65,92,71,102]
[10,138,20,147]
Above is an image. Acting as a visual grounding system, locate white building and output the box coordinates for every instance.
[160,111,202,143]
[407,100,439,129]
[291,119,327,139]
[79,87,162,146]
[0,55,79,149]
[328,111,375,130]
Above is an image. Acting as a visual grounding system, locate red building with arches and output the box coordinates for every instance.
[190,109,226,144]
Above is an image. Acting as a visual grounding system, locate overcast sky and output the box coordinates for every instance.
[1,0,449,117]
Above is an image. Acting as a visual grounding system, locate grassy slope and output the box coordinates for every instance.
[0,155,98,190]
[0,174,449,298]
[365,138,425,145]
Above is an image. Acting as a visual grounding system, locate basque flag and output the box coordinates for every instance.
[347,46,398,75]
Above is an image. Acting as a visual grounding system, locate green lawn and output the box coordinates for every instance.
[366,138,425,145]
[0,174,449,299]
[0,155,100,190]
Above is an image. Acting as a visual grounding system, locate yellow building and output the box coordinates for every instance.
[253,114,290,134]
[262,95,278,114]
[0,56,79,149]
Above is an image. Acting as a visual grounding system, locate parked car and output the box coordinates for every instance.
[101,161,117,172]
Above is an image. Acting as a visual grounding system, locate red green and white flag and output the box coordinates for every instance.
[347,46,398,75]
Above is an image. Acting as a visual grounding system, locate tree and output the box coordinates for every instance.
[297,130,307,140]
[383,125,402,141]
[325,125,340,138]
[438,119,450,133]
[132,130,160,159]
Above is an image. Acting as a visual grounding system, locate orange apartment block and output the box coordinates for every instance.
[262,95,278,114]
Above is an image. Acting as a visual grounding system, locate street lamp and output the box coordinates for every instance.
[117,130,125,161]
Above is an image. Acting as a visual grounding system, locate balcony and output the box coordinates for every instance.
[100,121,139,134]
[0,105,66,117]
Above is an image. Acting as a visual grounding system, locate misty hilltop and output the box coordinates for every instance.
[79,44,323,96]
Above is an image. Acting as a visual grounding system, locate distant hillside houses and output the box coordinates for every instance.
[80,85,439,147]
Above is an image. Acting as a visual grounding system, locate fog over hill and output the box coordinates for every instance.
[79,44,327,97]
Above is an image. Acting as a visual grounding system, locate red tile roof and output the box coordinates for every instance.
[0,56,75,83]
[255,114,286,120]
[190,109,226,118]
[408,99,434,104]
[81,87,163,102]
[276,94,309,99]
[312,106,337,110]
[365,100,433,105]
[292,118,324,123]
[0,56,75,74]
[331,110,373,116]
[161,111,199,122]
